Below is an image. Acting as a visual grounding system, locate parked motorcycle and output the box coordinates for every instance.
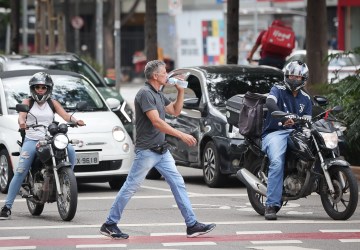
[236,106,358,220]
[15,102,86,221]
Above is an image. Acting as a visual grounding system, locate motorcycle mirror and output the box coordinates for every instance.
[313,95,329,106]
[16,104,30,113]
[16,103,38,124]
[271,111,288,118]
[331,106,343,113]
[76,101,88,111]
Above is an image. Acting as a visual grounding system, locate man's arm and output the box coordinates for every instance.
[165,85,184,116]
[146,109,196,147]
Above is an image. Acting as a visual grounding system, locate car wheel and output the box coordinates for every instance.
[0,149,13,194]
[146,167,162,180]
[109,177,126,190]
[202,141,226,188]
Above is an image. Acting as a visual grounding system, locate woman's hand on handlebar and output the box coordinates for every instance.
[76,120,85,127]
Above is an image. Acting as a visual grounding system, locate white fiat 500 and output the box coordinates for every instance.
[0,70,134,193]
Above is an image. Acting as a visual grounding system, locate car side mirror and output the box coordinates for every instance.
[106,97,121,111]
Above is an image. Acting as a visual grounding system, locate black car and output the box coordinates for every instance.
[0,53,134,139]
[146,65,284,187]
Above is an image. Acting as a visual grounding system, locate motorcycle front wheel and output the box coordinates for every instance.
[56,167,78,221]
[320,166,358,220]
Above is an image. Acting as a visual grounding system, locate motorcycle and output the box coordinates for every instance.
[15,102,86,221]
[236,106,358,220]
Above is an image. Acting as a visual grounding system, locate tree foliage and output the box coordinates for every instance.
[323,48,360,164]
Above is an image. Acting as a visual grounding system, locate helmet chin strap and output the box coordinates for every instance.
[36,94,46,103]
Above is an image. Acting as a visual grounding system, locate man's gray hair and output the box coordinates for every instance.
[144,60,166,80]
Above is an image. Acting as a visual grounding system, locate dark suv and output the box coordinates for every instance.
[146,65,284,187]
[0,53,134,139]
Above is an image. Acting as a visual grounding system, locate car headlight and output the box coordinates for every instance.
[113,126,126,142]
[53,134,69,150]
[319,131,338,149]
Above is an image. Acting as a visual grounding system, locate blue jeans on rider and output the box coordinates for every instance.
[105,148,197,227]
[262,129,293,207]
[4,137,76,209]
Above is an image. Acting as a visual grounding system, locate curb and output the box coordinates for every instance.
[350,166,360,182]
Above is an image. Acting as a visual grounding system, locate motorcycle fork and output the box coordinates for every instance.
[312,135,336,194]
[50,147,64,196]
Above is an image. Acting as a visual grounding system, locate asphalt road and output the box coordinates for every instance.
[0,166,360,250]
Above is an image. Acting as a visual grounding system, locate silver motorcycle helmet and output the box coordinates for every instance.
[29,72,54,104]
[283,60,309,92]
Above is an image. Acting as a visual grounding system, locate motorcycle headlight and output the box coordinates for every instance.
[319,131,338,149]
[113,126,126,142]
[53,134,69,150]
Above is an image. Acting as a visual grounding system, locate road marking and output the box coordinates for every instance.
[338,239,360,242]
[0,247,36,250]
[76,244,127,248]
[1,220,360,231]
[0,236,30,240]
[237,231,282,235]
[251,240,302,244]
[68,235,106,239]
[163,241,216,246]
[246,247,320,250]
[151,233,185,236]
[320,229,360,232]
[2,193,247,203]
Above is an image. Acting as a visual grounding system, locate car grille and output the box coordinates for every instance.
[74,160,122,172]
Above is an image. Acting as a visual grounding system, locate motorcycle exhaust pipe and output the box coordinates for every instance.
[236,168,267,197]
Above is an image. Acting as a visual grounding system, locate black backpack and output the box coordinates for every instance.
[238,92,267,138]
[29,97,55,113]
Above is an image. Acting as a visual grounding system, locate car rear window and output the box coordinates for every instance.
[206,72,282,107]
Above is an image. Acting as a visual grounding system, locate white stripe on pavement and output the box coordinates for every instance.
[251,240,302,244]
[237,230,282,235]
[163,242,216,246]
[1,220,360,231]
[76,244,127,248]
[0,236,30,240]
[338,239,360,243]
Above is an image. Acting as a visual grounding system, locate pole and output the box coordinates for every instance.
[22,0,28,54]
[115,0,121,91]
[96,0,104,67]
[75,0,80,54]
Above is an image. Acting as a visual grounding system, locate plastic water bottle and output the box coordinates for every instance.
[167,77,188,88]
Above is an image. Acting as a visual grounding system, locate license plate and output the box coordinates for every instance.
[76,152,99,165]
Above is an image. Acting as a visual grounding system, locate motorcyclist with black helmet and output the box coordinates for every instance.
[0,72,85,220]
[261,61,312,220]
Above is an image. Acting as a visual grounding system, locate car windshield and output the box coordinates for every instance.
[3,74,108,115]
[205,72,282,106]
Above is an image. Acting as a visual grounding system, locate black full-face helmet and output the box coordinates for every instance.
[29,72,54,104]
[284,60,309,92]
